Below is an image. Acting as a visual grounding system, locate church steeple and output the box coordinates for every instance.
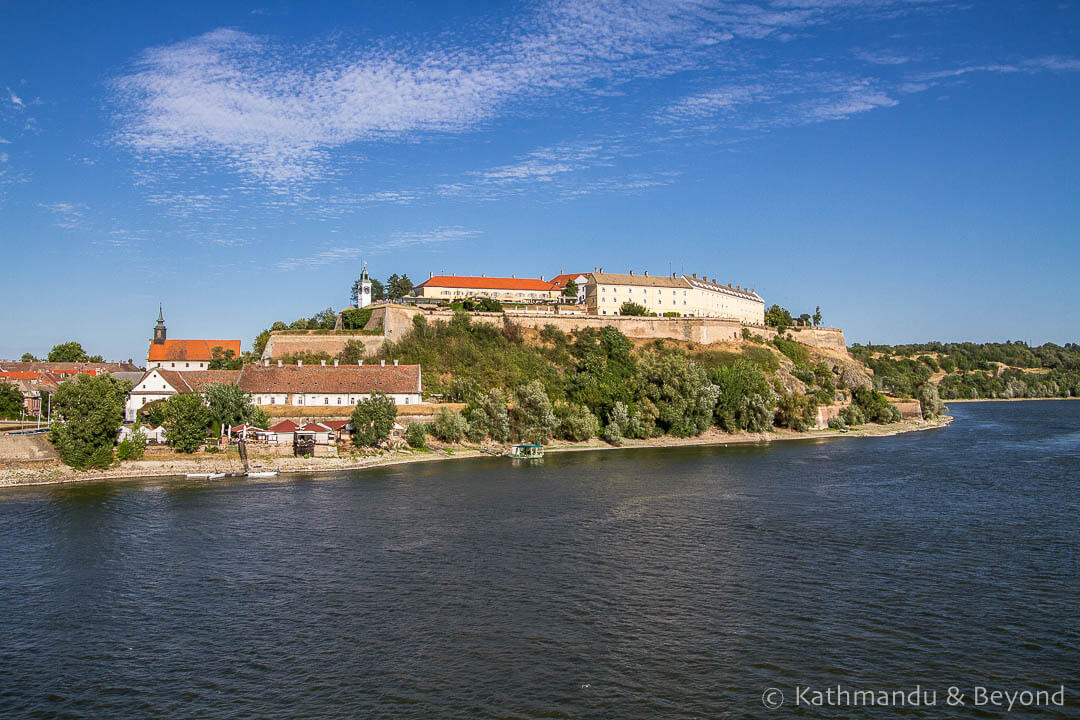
[153,305,167,345]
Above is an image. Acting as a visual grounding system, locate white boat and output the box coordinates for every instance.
[185,472,226,480]
[245,471,279,478]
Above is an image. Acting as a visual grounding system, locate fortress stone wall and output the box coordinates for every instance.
[264,303,848,359]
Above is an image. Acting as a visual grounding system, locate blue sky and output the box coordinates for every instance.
[2,0,1078,362]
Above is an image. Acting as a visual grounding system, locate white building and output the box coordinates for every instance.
[584,270,765,323]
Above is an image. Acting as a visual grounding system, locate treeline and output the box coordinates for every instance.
[373,312,907,446]
[851,341,1080,400]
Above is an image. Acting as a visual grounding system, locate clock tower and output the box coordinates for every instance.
[358,262,372,308]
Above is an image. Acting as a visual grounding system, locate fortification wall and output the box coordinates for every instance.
[267,304,848,359]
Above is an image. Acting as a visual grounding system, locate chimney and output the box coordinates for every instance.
[277,360,282,367]
[321,360,326,366]
[672,272,677,278]
[334,359,339,367]
[482,273,486,277]
[512,274,516,278]
[393,359,399,366]
[380,360,385,367]
[540,275,545,281]
[298,361,303,367]
[644,270,648,277]
[429,271,433,279]
[692,272,697,278]
[599,267,603,273]
[629,269,634,276]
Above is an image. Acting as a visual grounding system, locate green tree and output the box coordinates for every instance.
[351,393,397,447]
[918,383,946,420]
[432,407,469,443]
[851,387,902,424]
[340,307,373,330]
[635,351,718,437]
[555,403,600,441]
[337,339,367,365]
[0,382,24,419]
[141,400,167,428]
[208,346,242,370]
[464,388,510,442]
[711,359,776,433]
[405,422,428,449]
[813,306,823,327]
[203,383,261,432]
[252,330,271,358]
[619,301,648,316]
[163,393,211,453]
[47,341,92,363]
[511,379,558,443]
[20,352,37,362]
[774,389,817,431]
[48,374,129,468]
[765,305,794,333]
[117,428,147,461]
[476,297,503,313]
[562,279,578,299]
[386,274,414,300]
[602,401,630,445]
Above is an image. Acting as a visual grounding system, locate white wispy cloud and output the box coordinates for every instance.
[39,201,87,229]
[6,88,24,109]
[110,0,942,190]
[274,227,480,270]
[854,49,913,65]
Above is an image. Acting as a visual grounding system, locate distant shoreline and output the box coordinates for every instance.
[942,397,1079,403]
[0,417,952,490]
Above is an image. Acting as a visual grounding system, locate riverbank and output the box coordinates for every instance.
[0,416,952,488]
[940,396,1079,403]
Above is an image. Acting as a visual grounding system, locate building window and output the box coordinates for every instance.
[325,398,329,405]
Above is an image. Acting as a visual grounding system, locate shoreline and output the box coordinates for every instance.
[0,416,952,489]
[939,396,1079,403]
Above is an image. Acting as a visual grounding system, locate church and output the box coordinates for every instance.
[146,307,242,371]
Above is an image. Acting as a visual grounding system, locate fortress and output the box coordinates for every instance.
[261,303,848,361]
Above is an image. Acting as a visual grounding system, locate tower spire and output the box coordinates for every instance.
[153,305,167,345]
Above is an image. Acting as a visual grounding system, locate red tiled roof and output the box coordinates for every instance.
[301,423,332,432]
[269,420,299,432]
[237,364,421,395]
[548,273,590,289]
[148,339,241,362]
[323,420,349,430]
[415,275,557,291]
[0,361,142,374]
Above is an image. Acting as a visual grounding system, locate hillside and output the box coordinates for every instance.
[850,341,1080,400]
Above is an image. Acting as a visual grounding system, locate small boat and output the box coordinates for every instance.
[508,443,544,460]
[245,471,279,478]
[185,472,226,480]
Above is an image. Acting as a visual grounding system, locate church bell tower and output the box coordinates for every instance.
[153,305,167,345]
[358,262,372,308]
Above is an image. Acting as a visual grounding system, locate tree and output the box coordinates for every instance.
[511,380,558,443]
[117,428,147,461]
[338,339,367,365]
[48,374,129,468]
[47,341,91,363]
[602,401,630,445]
[555,403,600,441]
[711,359,776,433]
[774,389,817,431]
[635,351,718,437]
[813,306,823,327]
[405,422,428,449]
[0,382,23,419]
[764,305,794,333]
[252,330,271,358]
[477,297,503,313]
[432,407,469,443]
[386,274,414,300]
[918,383,945,420]
[619,301,648,316]
[351,393,397,447]
[20,353,37,362]
[464,388,510,442]
[562,279,579,300]
[203,383,262,432]
[163,393,211,453]
[208,346,242,370]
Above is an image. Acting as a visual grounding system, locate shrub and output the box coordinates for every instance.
[918,383,946,420]
[539,324,567,345]
[840,404,866,426]
[774,389,817,431]
[852,387,901,424]
[116,429,147,461]
[635,350,717,437]
[555,403,600,441]
[351,393,398,447]
[340,307,373,330]
[827,415,847,430]
[405,422,428,449]
[619,301,648,316]
[432,407,469,443]
[477,297,503,313]
[602,401,630,445]
[772,335,808,364]
[712,360,776,433]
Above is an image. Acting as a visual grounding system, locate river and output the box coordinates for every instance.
[1,401,1077,718]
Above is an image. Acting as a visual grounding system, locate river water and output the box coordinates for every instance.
[1,401,1077,718]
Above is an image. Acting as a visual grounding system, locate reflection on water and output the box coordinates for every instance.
[0,401,1078,719]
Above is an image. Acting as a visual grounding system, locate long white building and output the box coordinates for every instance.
[584,271,765,323]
